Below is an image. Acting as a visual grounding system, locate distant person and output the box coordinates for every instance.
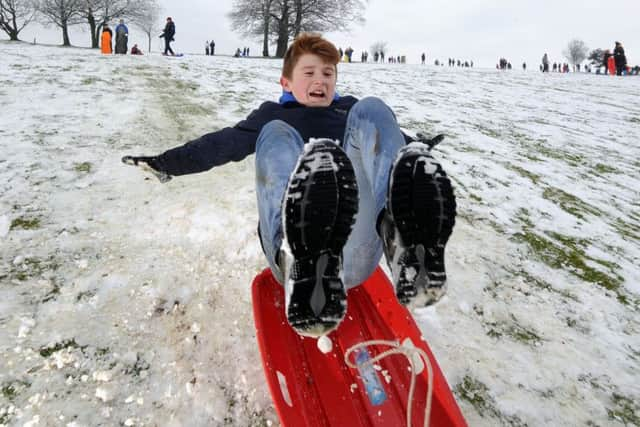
[542,53,549,72]
[131,44,143,55]
[210,40,215,55]
[160,17,175,56]
[421,52,425,64]
[100,24,112,54]
[614,41,627,76]
[114,19,128,54]
[523,62,527,70]
[205,40,210,55]
[234,48,241,57]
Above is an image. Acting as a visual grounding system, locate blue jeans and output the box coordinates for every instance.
[255,97,406,288]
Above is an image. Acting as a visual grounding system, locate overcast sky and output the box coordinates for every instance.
[15,0,639,68]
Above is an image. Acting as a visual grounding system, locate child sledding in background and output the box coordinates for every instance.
[122,33,457,337]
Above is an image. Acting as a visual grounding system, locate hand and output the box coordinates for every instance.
[122,155,172,183]
[415,132,445,150]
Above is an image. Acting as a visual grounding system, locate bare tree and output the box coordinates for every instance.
[129,0,160,52]
[369,41,386,57]
[228,0,273,57]
[563,39,589,68]
[0,0,37,41]
[229,0,367,58]
[80,0,134,49]
[37,0,84,46]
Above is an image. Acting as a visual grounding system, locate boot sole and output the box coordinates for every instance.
[388,146,456,304]
[284,140,358,336]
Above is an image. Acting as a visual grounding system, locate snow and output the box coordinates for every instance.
[1,40,640,426]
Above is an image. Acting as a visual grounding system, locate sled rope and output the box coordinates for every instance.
[345,340,434,427]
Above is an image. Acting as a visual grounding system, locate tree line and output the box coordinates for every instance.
[0,0,162,52]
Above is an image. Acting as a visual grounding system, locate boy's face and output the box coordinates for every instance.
[280,53,337,107]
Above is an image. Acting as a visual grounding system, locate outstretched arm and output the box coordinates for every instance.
[122,102,273,180]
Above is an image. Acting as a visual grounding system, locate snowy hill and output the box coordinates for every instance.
[1,41,639,426]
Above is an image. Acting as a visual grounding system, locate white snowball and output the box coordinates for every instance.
[317,335,333,354]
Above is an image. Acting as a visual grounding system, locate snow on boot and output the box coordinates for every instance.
[282,139,358,337]
[381,142,456,305]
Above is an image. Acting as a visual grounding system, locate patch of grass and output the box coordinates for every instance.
[612,217,640,242]
[454,375,527,426]
[10,256,59,282]
[124,353,150,377]
[510,268,579,302]
[74,162,92,173]
[10,216,41,230]
[607,393,640,425]
[593,163,619,174]
[542,187,603,220]
[81,76,99,85]
[1,380,30,401]
[485,315,542,345]
[506,164,541,185]
[39,339,82,358]
[512,230,626,303]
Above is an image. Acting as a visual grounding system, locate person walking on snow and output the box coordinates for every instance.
[115,19,129,54]
[122,33,456,337]
[614,41,627,76]
[160,17,175,56]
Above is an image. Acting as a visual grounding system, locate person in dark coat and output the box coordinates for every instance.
[613,42,627,75]
[114,19,128,54]
[159,17,175,56]
[121,33,456,337]
[210,40,215,55]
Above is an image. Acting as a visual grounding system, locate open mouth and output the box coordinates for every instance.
[309,90,326,99]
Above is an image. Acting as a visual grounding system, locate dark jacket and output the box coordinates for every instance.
[154,96,413,176]
[161,21,175,41]
[613,45,627,68]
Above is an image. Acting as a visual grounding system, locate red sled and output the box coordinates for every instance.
[252,267,467,427]
[608,56,616,75]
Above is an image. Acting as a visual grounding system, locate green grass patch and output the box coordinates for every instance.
[10,256,59,281]
[512,229,626,303]
[542,187,603,220]
[1,380,30,401]
[454,375,527,426]
[593,163,619,174]
[81,76,100,85]
[10,216,41,230]
[485,315,542,345]
[607,392,640,425]
[39,339,83,358]
[74,161,92,173]
[506,164,541,185]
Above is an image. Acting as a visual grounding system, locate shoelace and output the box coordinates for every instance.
[345,340,434,427]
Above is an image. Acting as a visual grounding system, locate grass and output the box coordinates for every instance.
[454,375,527,426]
[74,161,92,173]
[512,229,627,304]
[506,164,541,185]
[542,187,603,220]
[607,392,640,425]
[10,216,41,230]
[39,339,82,358]
[10,256,59,281]
[485,315,543,345]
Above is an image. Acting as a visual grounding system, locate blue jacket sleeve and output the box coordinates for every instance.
[153,104,268,176]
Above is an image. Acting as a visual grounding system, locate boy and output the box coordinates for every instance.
[123,33,456,337]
